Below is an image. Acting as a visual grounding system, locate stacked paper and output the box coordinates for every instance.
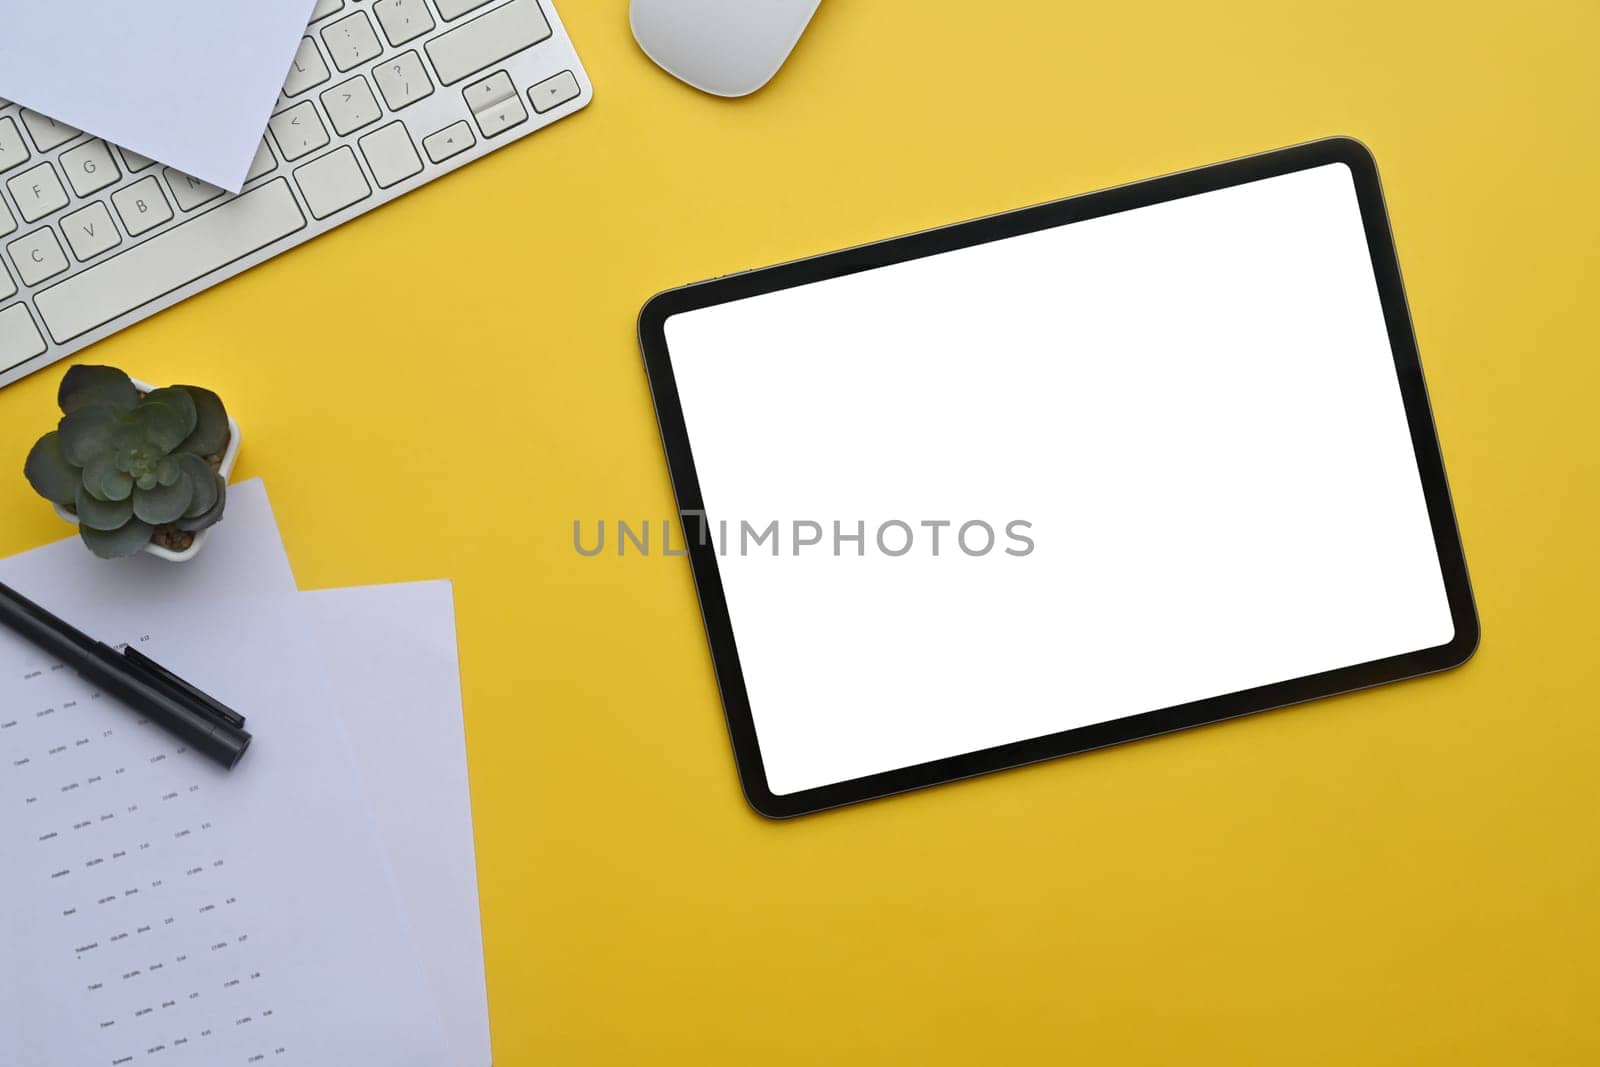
[0,480,489,1067]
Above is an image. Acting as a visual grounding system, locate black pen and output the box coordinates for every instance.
[0,581,251,769]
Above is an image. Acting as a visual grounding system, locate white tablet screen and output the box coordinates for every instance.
[663,162,1455,797]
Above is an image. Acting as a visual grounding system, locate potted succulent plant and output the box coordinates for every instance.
[22,365,239,561]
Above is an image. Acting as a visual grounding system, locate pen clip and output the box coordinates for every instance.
[122,647,247,731]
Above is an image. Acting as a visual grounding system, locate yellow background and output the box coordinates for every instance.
[3,1,1598,1062]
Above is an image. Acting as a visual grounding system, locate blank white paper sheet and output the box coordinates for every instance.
[305,581,491,1067]
[0,0,319,191]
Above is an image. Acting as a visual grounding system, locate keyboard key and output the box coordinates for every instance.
[323,12,383,72]
[33,178,306,344]
[283,37,332,97]
[530,70,581,114]
[111,176,174,236]
[0,304,48,366]
[0,116,29,174]
[374,51,435,111]
[245,140,278,184]
[269,102,331,161]
[309,0,345,20]
[294,146,371,219]
[119,147,156,173]
[8,228,70,286]
[165,169,225,212]
[463,70,512,112]
[375,0,435,46]
[422,121,475,164]
[0,262,14,300]
[358,122,422,189]
[436,0,492,19]
[465,71,527,138]
[426,0,551,85]
[20,110,80,152]
[7,162,69,223]
[0,197,13,238]
[62,202,122,261]
[60,141,121,198]
[477,95,527,137]
[321,76,382,137]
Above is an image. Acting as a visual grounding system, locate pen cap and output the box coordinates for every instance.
[118,647,252,768]
[197,722,253,769]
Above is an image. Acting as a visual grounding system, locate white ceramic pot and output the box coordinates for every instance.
[52,378,241,563]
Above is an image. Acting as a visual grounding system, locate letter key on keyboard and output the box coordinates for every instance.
[60,141,120,198]
[7,163,69,223]
[165,170,224,213]
[19,110,79,152]
[8,229,69,286]
[0,117,29,175]
[62,203,122,262]
[283,37,333,97]
[119,148,156,173]
[111,177,174,237]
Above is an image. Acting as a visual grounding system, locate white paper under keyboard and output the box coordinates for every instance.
[0,596,449,1066]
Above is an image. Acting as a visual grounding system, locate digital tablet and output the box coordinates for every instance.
[638,138,1478,818]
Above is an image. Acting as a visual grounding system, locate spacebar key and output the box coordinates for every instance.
[34,178,306,344]
[426,0,552,85]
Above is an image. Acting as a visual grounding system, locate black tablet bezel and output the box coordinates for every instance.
[638,137,1479,819]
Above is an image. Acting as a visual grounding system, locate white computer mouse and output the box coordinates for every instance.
[630,0,822,98]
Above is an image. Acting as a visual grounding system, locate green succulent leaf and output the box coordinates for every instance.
[24,431,82,505]
[136,472,159,491]
[110,416,151,452]
[178,455,218,518]
[83,453,135,502]
[177,473,227,533]
[156,455,182,486]
[175,386,229,457]
[132,471,194,525]
[74,484,134,531]
[79,460,109,502]
[80,518,155,559]
[105,471,135,501]
[111,433,160,482]
[141,387,198,442]
[126,401,189,454]
[59,405,119,467]
[59,365,139,415]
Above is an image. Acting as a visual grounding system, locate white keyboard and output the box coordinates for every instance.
[0,0,591,388]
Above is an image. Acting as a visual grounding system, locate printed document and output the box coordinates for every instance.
[0,589,449,1063]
